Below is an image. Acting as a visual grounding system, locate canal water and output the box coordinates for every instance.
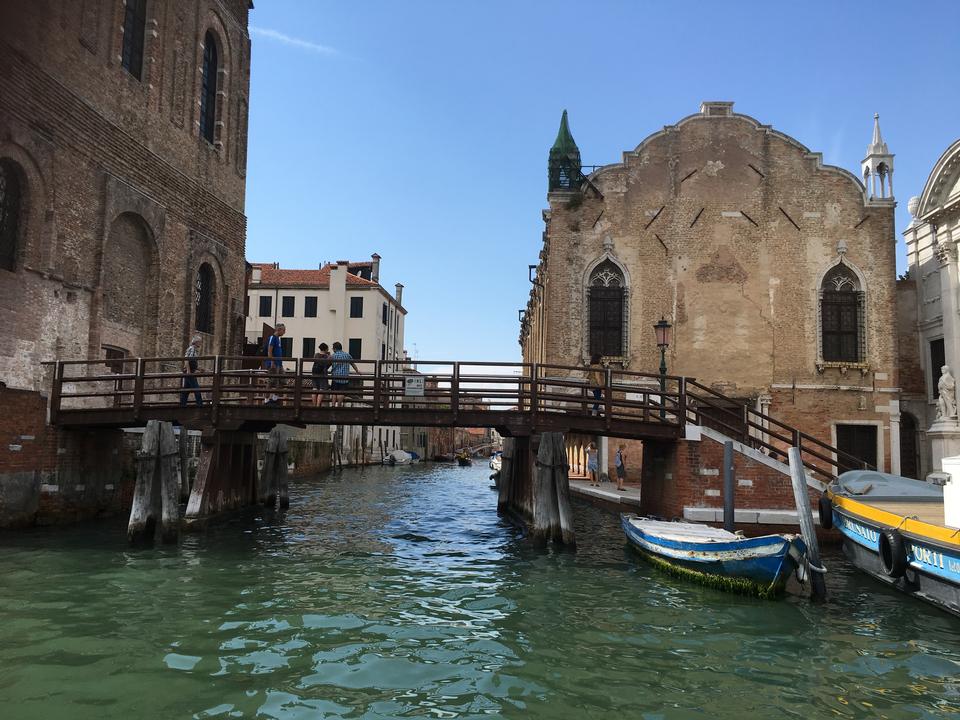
[1,463,959,719]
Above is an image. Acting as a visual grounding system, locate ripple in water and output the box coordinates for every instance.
[0,462,958,719]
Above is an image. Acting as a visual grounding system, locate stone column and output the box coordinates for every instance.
[936,228,960,375]
[598,435,609,483]
[889,398,901,476]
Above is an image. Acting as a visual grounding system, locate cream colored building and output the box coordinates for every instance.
[900,138,960,478]
[245,254,406,363]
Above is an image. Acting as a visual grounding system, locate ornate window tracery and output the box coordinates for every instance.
[820,263,864,363]
[588,260,626,357]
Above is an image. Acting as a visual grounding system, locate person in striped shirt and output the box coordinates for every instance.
[329,341,359,407]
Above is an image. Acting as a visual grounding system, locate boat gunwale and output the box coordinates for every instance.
[621,515,797,554]
[828,492,960,550]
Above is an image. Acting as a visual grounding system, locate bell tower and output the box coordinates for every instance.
[548,110,582,192]
[861,113,894,201]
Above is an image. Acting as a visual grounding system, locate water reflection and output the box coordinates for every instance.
[0,462,957,719]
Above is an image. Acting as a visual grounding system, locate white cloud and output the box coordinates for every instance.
[250,26,337,55]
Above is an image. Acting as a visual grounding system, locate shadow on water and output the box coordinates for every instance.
[0,461,958,719]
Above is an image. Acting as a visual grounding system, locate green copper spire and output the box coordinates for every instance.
[550,109,579,156]
[548,110,582,192]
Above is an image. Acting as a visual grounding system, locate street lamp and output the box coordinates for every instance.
[654,316,672,419]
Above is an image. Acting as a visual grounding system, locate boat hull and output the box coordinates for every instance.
[832,503,960,617]
[621,515,805,597]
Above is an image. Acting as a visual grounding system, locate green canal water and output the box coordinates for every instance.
[1,463,959,719]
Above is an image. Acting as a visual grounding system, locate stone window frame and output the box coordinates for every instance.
[196,19,231,152]
[195,262,216,334]
[581,252,631,365]
[815,258,869,373]
[120,0,148,80]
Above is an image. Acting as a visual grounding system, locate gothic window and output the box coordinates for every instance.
[0,159,23,272]
[195,263,214,334]
[820,264,864,363]
[121,0,147,80]
[199,31,218,143]
[588,260,626,357]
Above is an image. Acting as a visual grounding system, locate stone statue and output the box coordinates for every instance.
[937,365,957,420]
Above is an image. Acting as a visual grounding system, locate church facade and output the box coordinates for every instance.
[521,102,903,474]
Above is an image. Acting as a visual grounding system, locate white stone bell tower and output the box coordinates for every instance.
[861,113,895,201]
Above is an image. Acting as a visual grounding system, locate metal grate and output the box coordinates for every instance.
[821,290,864,362]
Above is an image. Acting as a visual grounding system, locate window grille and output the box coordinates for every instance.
[121,0,147,80]
[304,296,318,317]
[281,296,295,317]
[819,264,864,363]
[195,264,214,333]
[588,260,625,357]
[199,32,218,143]
[0,159,21,272]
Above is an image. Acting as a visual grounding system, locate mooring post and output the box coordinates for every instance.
[158,421,180,543]
[529,433,576,547]
[128,420,160,543]
[497,437,514,514]
[722,440,735,532]
[177,426,190,503]
[276,427,290,509]
[787,447,827,600]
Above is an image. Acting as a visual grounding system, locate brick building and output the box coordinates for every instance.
[0,1,253,526]
[521,102,903,476]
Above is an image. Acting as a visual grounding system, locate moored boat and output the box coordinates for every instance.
[621,514,807,597]
[822,470,960,617]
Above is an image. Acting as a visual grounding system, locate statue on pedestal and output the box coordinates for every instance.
[937,365,957,421]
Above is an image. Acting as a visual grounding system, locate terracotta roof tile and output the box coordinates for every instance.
[251,262,379,288]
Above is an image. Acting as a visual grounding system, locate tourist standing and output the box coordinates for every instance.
[329,341,359,407]
[615,444,627,491]
[311,343,331,407]
[180,335,203,407]
[264,323,286,404]
[587,441,599,486]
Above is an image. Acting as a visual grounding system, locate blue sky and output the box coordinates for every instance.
[245,1,960,364]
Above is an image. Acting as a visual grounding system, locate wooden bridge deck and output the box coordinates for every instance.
[47,356,868,482]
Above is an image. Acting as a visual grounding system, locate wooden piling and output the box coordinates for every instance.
[177,426,190,503]
[722,440,735,532]
[787,447,827,600]
[261,426,289,508]
[128,420,180,544]
[497,437,514,514]
[531,432,576,547]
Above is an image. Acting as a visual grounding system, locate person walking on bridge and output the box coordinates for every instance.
[180,335,203,407]
[264,323,286,405]
[330,341,359,407]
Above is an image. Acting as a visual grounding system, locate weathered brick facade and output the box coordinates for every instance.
[522,101,902,490]
[0,1,252,526]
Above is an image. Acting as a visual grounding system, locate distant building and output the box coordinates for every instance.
[522,102,902,474]
[899,138,960,478]
[244,255,405,363]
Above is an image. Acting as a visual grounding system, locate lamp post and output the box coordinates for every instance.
[654,316,672,419]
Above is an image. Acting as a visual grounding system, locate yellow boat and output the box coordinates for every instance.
[821,471,960,617]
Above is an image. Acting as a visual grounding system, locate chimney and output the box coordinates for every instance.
[395,283,404,306]
[371,253,381,283]
[252,266,262,282]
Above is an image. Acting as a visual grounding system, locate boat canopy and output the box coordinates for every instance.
[834,470,943,501]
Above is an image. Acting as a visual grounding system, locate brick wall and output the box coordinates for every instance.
[0,386,135,527]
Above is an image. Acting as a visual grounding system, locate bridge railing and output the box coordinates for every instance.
[49,355,862,480]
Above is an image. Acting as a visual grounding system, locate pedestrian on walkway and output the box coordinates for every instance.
[264,323,286,404]
[587,441,599,486]
[615,444,627,491]
[588,354,604,416]
[329,341,359,407]
[311,343,330,407]
[180,335,203,407]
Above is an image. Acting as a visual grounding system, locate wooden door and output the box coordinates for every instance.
[836,424,877,473]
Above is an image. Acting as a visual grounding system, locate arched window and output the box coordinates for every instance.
[0,159,23,272]
[820,263,864,362]
[121,0,147,80]
[199,31,218,143]
[588,260,626,357]
[196,264,214,334]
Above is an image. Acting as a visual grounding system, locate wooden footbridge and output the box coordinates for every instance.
[49,355,863,483]
[46,355,867,543]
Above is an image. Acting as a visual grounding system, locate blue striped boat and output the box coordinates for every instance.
[621,514,808,597]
